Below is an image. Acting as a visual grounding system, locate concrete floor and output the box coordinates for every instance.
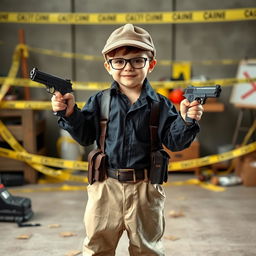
[1,174,256,256]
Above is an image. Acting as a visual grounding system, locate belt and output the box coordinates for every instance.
[107,168,148,183]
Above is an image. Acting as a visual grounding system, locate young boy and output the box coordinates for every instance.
[51,24,203,256]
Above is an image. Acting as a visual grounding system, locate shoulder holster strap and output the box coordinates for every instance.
[150,100,160,151]
[99,89,111,153]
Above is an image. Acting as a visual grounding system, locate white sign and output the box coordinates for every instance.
[230,60,256,106]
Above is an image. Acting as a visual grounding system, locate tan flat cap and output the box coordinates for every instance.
[102,24,156,58]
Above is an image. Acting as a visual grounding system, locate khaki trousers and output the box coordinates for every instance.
[83,178,165,256]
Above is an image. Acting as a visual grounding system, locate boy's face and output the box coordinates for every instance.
[104,48,157,91]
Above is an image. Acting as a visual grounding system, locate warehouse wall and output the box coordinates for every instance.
[0,0,255,157]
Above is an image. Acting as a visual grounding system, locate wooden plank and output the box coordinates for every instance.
[0,157,25,170]
[203,103,225,112]
[0,109,42,183]
[0,125,23,141]
[234,104,256,109]
[0,109,23,117]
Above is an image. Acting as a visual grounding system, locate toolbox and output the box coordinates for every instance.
[0,184,33,223]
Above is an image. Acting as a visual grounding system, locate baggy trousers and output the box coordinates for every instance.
[83,177,166,256]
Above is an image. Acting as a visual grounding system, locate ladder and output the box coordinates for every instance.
[232,104,256,146]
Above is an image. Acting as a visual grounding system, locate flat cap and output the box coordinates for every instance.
[102,24,156,58]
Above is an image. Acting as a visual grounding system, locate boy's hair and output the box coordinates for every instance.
[102,24,156,60]
[105,46,154,60]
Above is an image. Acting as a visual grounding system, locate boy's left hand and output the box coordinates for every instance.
[180,99,204,122]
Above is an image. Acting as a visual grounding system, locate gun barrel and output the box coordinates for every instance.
[215,84,222,97]
[192,85,221,97]
[30,68,37,80]
[30,68,72,94]
[184,84,222,104]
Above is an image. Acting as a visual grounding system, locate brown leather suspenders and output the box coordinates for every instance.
[99,89,110,153]
[88,89,110,184]
[150,99,160,152]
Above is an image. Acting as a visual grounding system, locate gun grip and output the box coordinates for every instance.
[185,115,195,124]
[54,109,67,117]
[53,94,68,117]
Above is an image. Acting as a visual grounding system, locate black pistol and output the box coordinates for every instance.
[30,68,72,117]
[183,84,222,123]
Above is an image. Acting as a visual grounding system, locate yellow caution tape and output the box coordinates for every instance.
[197,181,226,192]
[27,45,102,61]
[1,76,256,93]
[2,105,255,174]
[0,147,88,170]
[0,100,52,110]
[0,100,85,110]
[167,179,201,186]
[159,59,253,66]
[169,141,256,171]
[0,111,255,173]
[0,130,255,172]
[152,77,256,89]
[31,163,88,183]
[0,120,87,182]
[0,116,252,192]
[0,46,21,101]
[0,77,110,91]
[38,176,65,184]
[26,44,255,66]
[0,8,255,24]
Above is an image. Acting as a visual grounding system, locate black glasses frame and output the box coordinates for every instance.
[108,57,151,70]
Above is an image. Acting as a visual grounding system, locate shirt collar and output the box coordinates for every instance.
[110,81,120,95]
[141,78,160,102]
[110,79,160,102]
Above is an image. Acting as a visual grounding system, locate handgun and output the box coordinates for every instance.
[183,84,222,123]
[30,68,73,117]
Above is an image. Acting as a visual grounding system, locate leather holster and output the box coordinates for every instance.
[88,148,107,184]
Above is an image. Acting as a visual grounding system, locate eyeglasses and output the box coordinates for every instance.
[108,57,151,70]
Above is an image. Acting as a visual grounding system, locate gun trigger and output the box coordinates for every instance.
[49,87,55,94]
[46,87,55,94]
[197,98,204,104]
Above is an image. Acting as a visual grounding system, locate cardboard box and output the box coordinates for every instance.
[164,140,200,173]
[164,140,200,162]
[235,151,256,177]
[235,150,256,186]
[241,159,256,187]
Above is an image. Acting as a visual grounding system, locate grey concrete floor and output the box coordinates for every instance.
[1,174,256,256]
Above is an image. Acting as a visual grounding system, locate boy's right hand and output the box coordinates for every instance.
[51,91,75,117]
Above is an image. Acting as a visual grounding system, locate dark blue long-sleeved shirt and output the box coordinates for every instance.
[58,79,200,169]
